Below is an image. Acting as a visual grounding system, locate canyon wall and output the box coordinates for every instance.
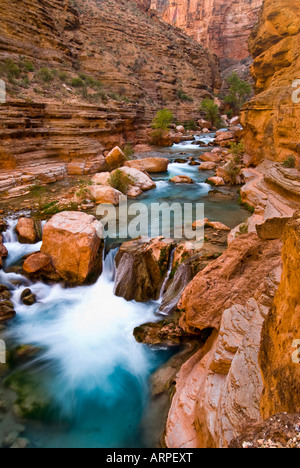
[0,0,219,170]
[259,216,300,419]
[150,0,263,69]
[241,0,300,165]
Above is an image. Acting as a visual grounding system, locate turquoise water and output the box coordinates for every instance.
[0,135,249,448]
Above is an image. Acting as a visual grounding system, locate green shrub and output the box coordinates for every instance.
[149,128,169,146]
[0,59,21,80]
[200,99,220,127]
[224,73,252,113]
[152,109,174,130]
[122,143,134,160]
[71,77,85,88]
[23,60,34,72]
[37,68,55,83]
[29,184,46,197]
[235,223,249,237]
[230,141,246,163]
[108,169,135,194]
[282,155,296,168]
[177,90,193,102]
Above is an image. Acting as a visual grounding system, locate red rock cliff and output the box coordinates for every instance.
[0,0,220,171]
[241,0,300,165]
[151,0,263,68]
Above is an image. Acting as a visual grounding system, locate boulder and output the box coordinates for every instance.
[117,167,156,191]
[23,252,61,282]
[0,285,15,322]
[207,176,226,186]
[170,176,194,184]
[124,158,169,173]
[126,186,143,198]
[215,131,235,143]
[105,146,126,169]
[199,152,222,163]
[40,212,103,285]
[20,288,36,306]
[15,218,40,244]
[87,185,124,205]
[256,217,291,240]
[198,119,212,130]
[198,162,216,171]
[230,116,240,126]
[176,125,185,134]
[91,172,110,186]
[114,237,175,302]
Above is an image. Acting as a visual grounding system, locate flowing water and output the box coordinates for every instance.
[0,134,250,448]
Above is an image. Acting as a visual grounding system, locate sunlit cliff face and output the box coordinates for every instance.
[151,0,263,66]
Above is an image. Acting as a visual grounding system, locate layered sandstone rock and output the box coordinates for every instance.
[0,0,219,180]
[178,233,282,333]
[40,211,103,285]
[165,234,283,448]
[151,0,263,68]
[259,216,300,418]
[241,0,300,165]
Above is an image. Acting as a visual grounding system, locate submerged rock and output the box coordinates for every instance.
[170,176,194,184]
[114,237,175,302]
[0,285,15,322]
[20,288,36,306]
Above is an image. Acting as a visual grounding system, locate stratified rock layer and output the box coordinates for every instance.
[151,0,263,67]
[241,0,300,165]
[165,234,282,448]
[259,217,300,418]
[0,0,219,181]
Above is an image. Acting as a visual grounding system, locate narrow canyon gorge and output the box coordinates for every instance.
[0,0,299,451]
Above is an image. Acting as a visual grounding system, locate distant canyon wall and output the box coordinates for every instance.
[241,0,300,165]
[150,0,263,69]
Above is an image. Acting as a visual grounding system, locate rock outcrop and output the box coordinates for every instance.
[114,237,175,302]
[241,0,300,165]
[150,0,263,69]
[165,234,283,448]
[40,211,103,285]
[178,233,282,333]
[259,216,300,418]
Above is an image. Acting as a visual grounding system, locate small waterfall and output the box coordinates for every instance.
[3,216,42,267]
[159,248,175,301]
